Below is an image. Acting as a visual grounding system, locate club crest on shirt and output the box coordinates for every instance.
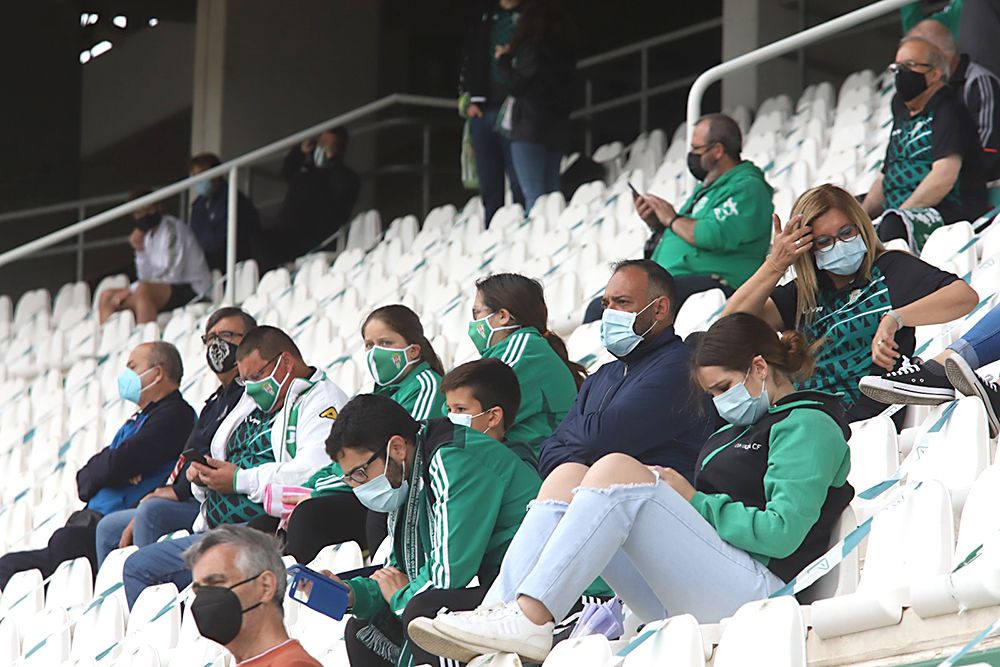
[476,322,487,337]
[320,407,338,420]
[848,289,863,305]
[392,352,404,369]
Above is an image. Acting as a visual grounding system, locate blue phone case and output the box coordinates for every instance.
[286,564,351,620]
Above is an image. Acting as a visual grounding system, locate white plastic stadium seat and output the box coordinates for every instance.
[45,557,94,611]
[713,596,806,667]
[123,583,181,655]
[541,633,616,667]
[21,607,71,665]
[621,615,708,667]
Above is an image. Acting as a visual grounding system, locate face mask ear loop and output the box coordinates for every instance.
[635,297,661,337]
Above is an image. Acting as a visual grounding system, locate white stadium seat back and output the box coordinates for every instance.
[45,557,94,612]
[920,221,975,277]
[541,633,615,667]
[674,289,726,340]
[0,568,44,621]
[124,583,180,654]
[94,546,139,618]
[847,415,899,496]
[21,607,71,665]
[622,615,707,667]
[713,596,806,667]
[0,617,20,665]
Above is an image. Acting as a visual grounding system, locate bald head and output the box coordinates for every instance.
[908,20,957,60]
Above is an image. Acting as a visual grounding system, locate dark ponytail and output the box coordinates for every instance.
[362,305,445,376]
[476,273,587,389]
[693,312,816,380]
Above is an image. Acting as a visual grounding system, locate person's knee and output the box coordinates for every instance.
[538,463,589,503]
[581,453,655,489]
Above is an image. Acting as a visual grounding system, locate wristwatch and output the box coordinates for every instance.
[667,214,680,231]
[884,309,905,329]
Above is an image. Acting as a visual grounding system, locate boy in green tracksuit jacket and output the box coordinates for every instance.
[650,158,773,290]
[326,394,541,667]
[479,326,577,459]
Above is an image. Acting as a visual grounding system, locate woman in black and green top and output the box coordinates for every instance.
[470,273,585,462]
[724,184,977,422]
[283,306,447,563]
[419,313,855,663]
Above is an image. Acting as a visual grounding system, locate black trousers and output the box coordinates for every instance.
[876,211,908,244]
[345,585,491,667]
[281,493,370,564]
[0,524,98,590]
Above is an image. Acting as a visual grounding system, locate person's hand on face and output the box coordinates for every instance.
[128,228,145,252]
[494,44,510,59]
[301,138,316,154]
[466,103,483,119]
[768,214,812,272]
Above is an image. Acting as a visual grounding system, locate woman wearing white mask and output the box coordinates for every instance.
[409,313,853,663]
[724,183,977,422]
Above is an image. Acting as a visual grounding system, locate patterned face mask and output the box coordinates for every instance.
[366,345,416,386]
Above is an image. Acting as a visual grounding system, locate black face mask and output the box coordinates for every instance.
[895,68,929,102]
[206,338,239,374]
[134,212,162,233]
[686,151,709,181]
[191,573,263,645]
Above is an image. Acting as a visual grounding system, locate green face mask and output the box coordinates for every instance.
[468,313,518,355]
[366,345,416,386]
[243,354,291,413]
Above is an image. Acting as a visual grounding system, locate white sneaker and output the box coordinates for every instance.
[431,601,555,662]
[407,617,499,663]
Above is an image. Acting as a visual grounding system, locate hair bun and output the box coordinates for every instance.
[779,330,813,377]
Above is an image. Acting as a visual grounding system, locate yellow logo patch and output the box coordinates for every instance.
[319,407,338,420]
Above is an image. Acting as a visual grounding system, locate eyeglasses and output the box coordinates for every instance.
[235,353,280,387]
[201,330,244,345]
[341,451,383,485]
[689,142,718,154]
[814,225,861,253]
[888,61,932,74]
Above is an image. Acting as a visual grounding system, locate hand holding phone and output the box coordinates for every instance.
[630,183,660,231]
[287,564,352,620]
[182,448,217,470]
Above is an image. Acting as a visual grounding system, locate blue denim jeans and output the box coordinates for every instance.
[482,476,783,624]
[123,533,200,609]
[469,109,523,227]
[510,141,562,216]
[950,302,1000,369]
[95,498,200,568]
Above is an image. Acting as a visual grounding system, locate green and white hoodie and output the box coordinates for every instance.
[345,418,541,619]
[481,326,578,459]
[307,362,445,496]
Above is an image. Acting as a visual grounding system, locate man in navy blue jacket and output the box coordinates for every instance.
[189,153,262,271]
[0,342,194,588]
[538,260,713,480]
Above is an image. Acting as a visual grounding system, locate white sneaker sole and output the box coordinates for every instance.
[944,354,1000,439]
[408,617,501,663]
[431,617,552,663]
[858,376,955,406]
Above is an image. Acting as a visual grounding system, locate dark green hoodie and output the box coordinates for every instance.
[691,390,853,582]
[651,160,773,288]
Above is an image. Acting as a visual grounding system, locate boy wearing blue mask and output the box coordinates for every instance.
[327,394,540,667]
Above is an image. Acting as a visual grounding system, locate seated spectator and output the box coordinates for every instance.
[95,308,256,567]
[471,273,584,458]
[583,114,773,323]
[189,153,262,271]
[186,525,321,666]
[443,357,536,466]
[412,313,854,663]
[862,36,989,250]
[98,192,212,324]
[459,0,526,227]
[725,184,977,423]
[0,342,193,588]
[325,394,540,667]
[909,19,1000,180]
[122,326,349,608]
[497,0,576,214]
[860,300,1000,436]
[541,260,714,480]
[276,126,360,264]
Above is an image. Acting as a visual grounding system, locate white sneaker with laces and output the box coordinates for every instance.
[431,601,555,662]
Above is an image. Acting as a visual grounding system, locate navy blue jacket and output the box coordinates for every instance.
[190,187,261,267]
[537,327,713,481]
[77,390,195,516]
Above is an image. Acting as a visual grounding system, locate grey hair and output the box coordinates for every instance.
[697,113,743,160]
[144,341,183,384]
[899,35,951,78]
[184,525,287,608]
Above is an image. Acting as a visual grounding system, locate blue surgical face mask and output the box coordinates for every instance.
[712,366,770,426]
[352,444,409,512]
[195,180,213,199]
[118,367,159,404]
[447,410,484,428]
[600,299,658,357]
[815,235,867,276]
[313,146,327,167]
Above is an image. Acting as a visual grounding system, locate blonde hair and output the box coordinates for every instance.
[790,184,884,326]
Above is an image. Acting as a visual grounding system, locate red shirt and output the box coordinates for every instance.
[237,639,322,667]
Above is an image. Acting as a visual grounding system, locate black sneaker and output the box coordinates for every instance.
[858,359,956,406]
[944,352,1000,439]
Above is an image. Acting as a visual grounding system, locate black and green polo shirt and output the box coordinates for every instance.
[883,86,987,229]
[772,250,958,421]
[203,408,275,527]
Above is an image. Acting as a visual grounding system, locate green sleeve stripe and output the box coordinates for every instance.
[411,371,439,420]
[427,453,453,589]
[500,333,529,366]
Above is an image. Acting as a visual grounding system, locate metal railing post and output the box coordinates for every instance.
[75,204,86,283]
[422,123,431,219]
[224,167,239,305]
[686,0,911,143]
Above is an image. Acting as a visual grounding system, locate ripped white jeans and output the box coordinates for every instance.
[482,475,783,624]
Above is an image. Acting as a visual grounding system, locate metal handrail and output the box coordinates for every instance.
[685,0,912,143]
[0,93,455,304]
[0,192,129,224]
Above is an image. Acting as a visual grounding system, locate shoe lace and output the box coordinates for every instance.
[465,602,513,619]
[887,358,921,377]
[978,373,999,393]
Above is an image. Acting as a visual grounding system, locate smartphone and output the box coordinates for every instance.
[337,565,382,580]
[181,448,216,469]
[629,182,660,230]
[287,564,352,620]
[628,182,642,199]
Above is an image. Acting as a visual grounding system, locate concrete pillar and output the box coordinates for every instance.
[191,0,227,156]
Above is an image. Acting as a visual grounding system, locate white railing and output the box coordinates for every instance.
[0,93,454,304]
[686,0,912,143]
